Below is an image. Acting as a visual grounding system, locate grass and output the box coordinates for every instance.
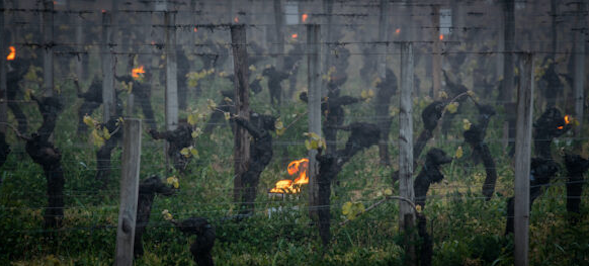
[1,68,588,266]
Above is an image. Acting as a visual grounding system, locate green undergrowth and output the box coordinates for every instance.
[1,76,588,266]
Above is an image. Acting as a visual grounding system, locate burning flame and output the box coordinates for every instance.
[302,13,308,22]
[289,158,309,185]
[558,115,573,130]
[193,27,198,33]
[132,65,145,79]
[7,46,16,61]
[395,28,401,35]
[269,158,309,194]
[439,34,444,41]
[291,33,298,39]
[234,17,239,23]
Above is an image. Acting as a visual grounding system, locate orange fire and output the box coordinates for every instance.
[7,46,15,61]
[269,158,309,194]
[132,65,145,79]
[439,34,444,41]
[395,28,401,35]
[291,33,298,39]
[558,115,573,130]
[193,27,198,33]
[234,17,239,23]
[564,115,572,124]
[302,13,308,22]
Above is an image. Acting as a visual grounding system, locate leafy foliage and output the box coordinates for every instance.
[83,115,122,147]
[1,65,588,266]
[303,132,326,150]
[446,102,459,114]
[342,201,365,220]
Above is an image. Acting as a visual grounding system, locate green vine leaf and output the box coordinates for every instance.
[446,102,459,114]
[303,132,326,151]
[342,201,365,220]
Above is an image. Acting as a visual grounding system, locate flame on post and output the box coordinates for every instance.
[132,65,145,79]
[291,33,298,39]
[193,27,198,33]
[269,158,309,194]
[6,46,16,61]
[439,34,444,41]
[564,115,572,125]
[302,13,308,22]
[234,17,239,23]
[395,28,401,35]
[558,115,573,130]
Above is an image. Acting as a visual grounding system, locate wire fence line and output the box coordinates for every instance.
[0,3,589,260]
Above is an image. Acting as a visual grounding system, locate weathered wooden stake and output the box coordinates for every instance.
[75,14,84,81]
[231,25,251,202]
[273,0,285,70]
[165,10,178,131]
[165,9,179,174]
[573,1,586,136]
[500,0,515,154]
[377,0,388,80]
[115,119,142,266]
[399,42,415,228]
[500,0,515,103]
[496,6,504,83]
[42,0,54,97]
[101,11,116,121]
[399,42,416,266]
[514,53,534,266]
[0,0,7,134]
[322,0,334,97]
[431,5,441,100]
[376,0,390,165]
[307,24,321,217]
[550,0,559,57]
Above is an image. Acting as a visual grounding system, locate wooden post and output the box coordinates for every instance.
[377,0,390,165]
[191,0,197,44]
[273,0,285,70]
[101,11,116,121]
[322,0,333,97]
[500,0,515,103]
[42,0,54,97]
[496,7,504,82]
[307,24,321,217]
[231,25,251,202]
[114,119,142,266]
[500,0,515,153]
[405,1,415,43]
[75,13,84,81]
[399,42,415,228]
[399,42,416,266]
[164,7,179,174]
[550,0,558,57]
[514,53,533,266]
[431,5,441,100]
[0,0,6,134]
[377,0,388,80]
[165,10,178,131]
[573,1,586,136]
[451,0,464,42]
